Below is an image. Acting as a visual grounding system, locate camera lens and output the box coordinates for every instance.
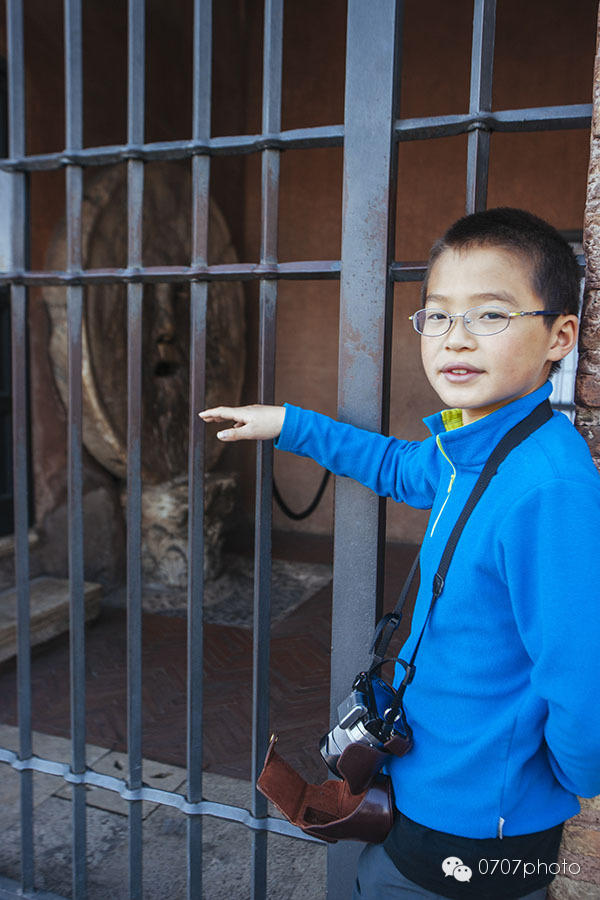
[319,730,344,776]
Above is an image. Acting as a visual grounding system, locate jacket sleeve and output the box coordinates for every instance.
[497,477,600,798]
[274,403,437,509]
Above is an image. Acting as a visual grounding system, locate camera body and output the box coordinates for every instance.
[319,669,412,778]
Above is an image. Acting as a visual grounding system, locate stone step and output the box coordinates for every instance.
[0,530,40,560]
[0,530,44,592]
[0,576,102,664]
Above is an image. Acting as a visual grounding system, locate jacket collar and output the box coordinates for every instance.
[423,381,554,468]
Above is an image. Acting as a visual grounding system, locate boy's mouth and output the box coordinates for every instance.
[441,364,483,383]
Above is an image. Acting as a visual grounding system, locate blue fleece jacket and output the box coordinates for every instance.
[275,382,600,838]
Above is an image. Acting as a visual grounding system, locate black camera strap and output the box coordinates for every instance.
[371,399,553,734]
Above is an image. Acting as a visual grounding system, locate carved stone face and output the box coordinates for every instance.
[45,161,245,482]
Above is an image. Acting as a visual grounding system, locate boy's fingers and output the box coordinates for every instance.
[198,405,253,439]
[216,425,249,441]
[198,406,242,422]
[198,404,281,442]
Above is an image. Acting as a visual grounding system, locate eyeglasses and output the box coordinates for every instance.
[409,305,560,337]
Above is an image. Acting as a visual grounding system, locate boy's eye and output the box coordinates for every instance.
[473,307,509,322]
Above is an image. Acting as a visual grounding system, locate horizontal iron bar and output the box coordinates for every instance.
[395,103,591,141]
[0,126,345,172]
[0,750,319,843]
[0,104,590,173]
[391,262,427,282]
[0,261,342,284]
[0,255,583,287]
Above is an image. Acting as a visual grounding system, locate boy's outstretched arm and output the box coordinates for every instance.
[198,404,285,442]
[201,401,436,508]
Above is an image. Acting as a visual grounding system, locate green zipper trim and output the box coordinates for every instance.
[430,434,456,536]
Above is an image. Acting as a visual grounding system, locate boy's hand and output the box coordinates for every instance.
[198,404,286,441]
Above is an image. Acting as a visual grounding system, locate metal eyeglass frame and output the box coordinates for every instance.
[409,306,561,336]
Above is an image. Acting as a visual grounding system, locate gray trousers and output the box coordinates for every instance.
[352,842,548,900]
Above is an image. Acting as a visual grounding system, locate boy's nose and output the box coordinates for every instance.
[444,316,477,349]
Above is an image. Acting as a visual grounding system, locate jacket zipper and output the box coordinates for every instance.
[430,435,456,536]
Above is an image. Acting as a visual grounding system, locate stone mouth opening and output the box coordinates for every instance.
[154,360,180,378]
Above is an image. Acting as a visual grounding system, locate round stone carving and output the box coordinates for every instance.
[44,161,245,481]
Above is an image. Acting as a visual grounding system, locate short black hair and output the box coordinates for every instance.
[422,208,581,375]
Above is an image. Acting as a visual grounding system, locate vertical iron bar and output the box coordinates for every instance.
[329,2,402,897]
[7,0,33,892]
[64,1,87,896]
[466,0,496,213]
[252,2,282,898]
[127,1,145,897]
[187,1,211,897]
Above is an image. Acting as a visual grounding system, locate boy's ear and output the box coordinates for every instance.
[547,315,579,363]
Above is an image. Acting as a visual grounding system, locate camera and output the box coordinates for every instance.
[319,668,413,778]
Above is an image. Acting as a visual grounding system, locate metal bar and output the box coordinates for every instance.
[466,0,496,213]
[6,0,33,892]
[329,2,402,897]
[251,2,283,897]
[126,1,145,897]
[9,288,32,882]
[186,1,211,897]
[390,261,427,281]
[488,104,591,130]
[251,275,276,898]
[186,280,206,892]
[394,103,592,139]
[126,277,144,899]
[0,127,344,171]
[65,0,83,153]
[0,751,320,841]
[64,1,87,896]
[0,249,582,286]
[0,101,591,173]
[0,260,342,284]
[66,281,86,900]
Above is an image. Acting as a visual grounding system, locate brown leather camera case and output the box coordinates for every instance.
[257,736,394,844]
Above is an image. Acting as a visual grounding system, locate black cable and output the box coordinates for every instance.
[272,470,331,521]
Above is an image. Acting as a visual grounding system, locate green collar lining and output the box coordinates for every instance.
[441,408,464,431]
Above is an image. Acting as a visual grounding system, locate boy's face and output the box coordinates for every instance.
[420,245,577,425]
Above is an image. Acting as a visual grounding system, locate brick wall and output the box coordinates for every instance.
[550,797,600,898]
[557,5,600,898]
[577,6,600,472]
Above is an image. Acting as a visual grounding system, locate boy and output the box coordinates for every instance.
[200,208,600,899]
